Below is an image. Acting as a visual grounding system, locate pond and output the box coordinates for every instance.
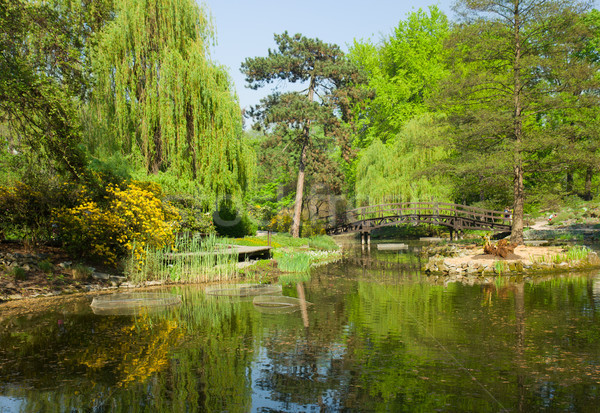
[1,243,600,412]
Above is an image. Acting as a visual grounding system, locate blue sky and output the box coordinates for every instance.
[201,0,454,111]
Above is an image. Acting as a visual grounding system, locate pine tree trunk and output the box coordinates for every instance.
[291,136,308,238]
[291,76,315,238]
[584,167,593,200]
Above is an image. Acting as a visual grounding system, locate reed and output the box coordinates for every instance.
[125,234,238,283]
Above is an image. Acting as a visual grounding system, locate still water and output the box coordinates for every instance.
[1,244,600,412]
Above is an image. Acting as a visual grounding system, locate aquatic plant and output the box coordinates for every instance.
[125,234,238,283]
[493,260,508,274]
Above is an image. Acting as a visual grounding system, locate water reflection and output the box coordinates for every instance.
[0,246,599,411]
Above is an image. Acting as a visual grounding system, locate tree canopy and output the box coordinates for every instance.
[90,0,251,203]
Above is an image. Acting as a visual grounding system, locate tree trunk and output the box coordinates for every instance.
[291,136,308,238]
[186,103,197,179]
[566,171,573,194]
[291,76,315,238]
[510,1,524,245]
[150,124,163,174]
[584,166,593,201]
[512,162,525,244]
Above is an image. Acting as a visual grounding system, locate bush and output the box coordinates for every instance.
[268,210,293,233]
[167,194,216,235]
[213,202,256,238]
[54,181,180,267]
[0,181,62,244]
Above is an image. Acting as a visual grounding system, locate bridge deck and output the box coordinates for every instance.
[324,202,511,235]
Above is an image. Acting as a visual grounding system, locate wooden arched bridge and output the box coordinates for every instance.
[323,202,511,241]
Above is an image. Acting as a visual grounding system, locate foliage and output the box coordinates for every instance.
[0,0,89,178]
[439,0,595,243]
[268,210,294,233]
[0,179,69,243]
[349,6,450,146]
[90,0,252,203]
[55,182,179,266]
[167,194,216,235]
[11,266,26,281]
[213,202,257,238]
[355,114,453,205]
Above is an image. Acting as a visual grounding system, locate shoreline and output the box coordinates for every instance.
[422,244,600,276]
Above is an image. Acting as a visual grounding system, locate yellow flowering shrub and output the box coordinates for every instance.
[55,182,180,266]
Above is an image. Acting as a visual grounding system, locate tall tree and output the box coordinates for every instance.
[349,6,450,147]
[241,32,362,237]
[91,0,250,202]
[441,0,591,244]
[0,0,91,178]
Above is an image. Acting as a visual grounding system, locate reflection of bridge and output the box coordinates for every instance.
[324,202,511,241]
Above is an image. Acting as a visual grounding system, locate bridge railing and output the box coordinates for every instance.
[323,202,510,230]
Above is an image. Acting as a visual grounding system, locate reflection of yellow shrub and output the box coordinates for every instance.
[55,182,180,266]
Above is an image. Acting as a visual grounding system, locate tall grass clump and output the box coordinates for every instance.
[494,260,508,274]
[125,234,238,283]
[274,251,312,273]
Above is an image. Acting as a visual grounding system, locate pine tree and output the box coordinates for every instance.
[242,32,362,237]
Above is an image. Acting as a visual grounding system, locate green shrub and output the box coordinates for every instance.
[11,266,26,281]
[213,202,256,238]
[167,194,216,235]
[72,264,92,280]
[38,260,54,273]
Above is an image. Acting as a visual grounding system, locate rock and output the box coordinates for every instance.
[92,272,111,280]
[109,275,127,283]
[588,252,600,265]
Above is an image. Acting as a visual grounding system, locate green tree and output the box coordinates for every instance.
[349,6,449,147]
[441,0,592,244]
[0,0,89,178]
[242,32,362,237]
[91,0,251,203]
[355,114,453,205]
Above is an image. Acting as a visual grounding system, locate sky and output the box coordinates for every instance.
[201,0,454,112]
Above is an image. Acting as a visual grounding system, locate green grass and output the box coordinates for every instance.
[11,266,26,281]
[274,251,312,273]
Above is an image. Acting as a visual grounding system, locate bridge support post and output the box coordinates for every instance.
[360,232,371,246]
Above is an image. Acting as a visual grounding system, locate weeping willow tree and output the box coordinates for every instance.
[88,0,251,202]
[355,114,452,206]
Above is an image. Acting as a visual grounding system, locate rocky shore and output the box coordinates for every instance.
[421,243,600,277]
